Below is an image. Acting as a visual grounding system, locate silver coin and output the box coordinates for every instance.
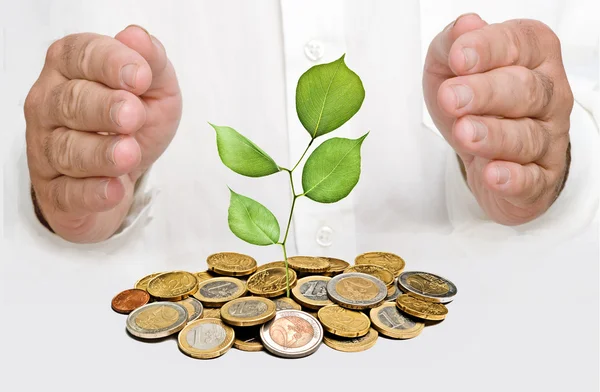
[126,302,188,339]
[397,271,457,303]
[176,297,204,322]
[385,283,401,302]
[199,280,240,298]
[326,272,387,310]
[260,310,323,358]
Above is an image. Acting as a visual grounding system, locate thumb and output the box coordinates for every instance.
[425,13,488,78]
[114,25,179,98]
[423,13,487,142]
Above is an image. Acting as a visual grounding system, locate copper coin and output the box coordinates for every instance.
[111,289,151,314]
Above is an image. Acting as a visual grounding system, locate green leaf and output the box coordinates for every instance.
[210,123,280,177]
[296,55,365,139]
[227,188,280,245]
[301,133,369,203]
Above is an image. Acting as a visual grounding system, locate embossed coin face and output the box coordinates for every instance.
[260,310,323,358]
[273,297,302,311]
[398,271,457,303]
[246,267,297,298]
[322,257,350,276]
[233,326,263,352]
[256,261,286,272]
[287,256,330,273]
[147,271,198,301]
[134,273,163,292]
[344,264,395,287]
[176,297,204,322]
[355,252,406,276]
[193,277,247,307]
[220,297,276,327]
[292,276,333,309]
[317,305,371,338]
[177,318,235,359]
[126,302,188,339]
[396,294,448,321]
[327,273,387,310]
[323,328,379,353]
[206,252,258,276]
[369,302,424,339]
[111,289,150,314]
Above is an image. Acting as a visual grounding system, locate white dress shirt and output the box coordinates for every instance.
[1,1,598,390]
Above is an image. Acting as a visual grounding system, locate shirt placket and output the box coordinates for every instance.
[279,0,358,260]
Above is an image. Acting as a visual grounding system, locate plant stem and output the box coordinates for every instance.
[279,140,310,297]
[291,139,314,172]
[280,169,298,297]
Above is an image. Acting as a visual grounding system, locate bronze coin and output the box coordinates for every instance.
[111,289,151,314]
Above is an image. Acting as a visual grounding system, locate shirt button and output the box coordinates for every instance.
[304,39,324,61]
[316,226,334,247]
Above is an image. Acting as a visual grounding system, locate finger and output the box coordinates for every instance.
[424,13,488,78]
[449,19,561,75]
[115,25,180,98]
[482,160,555,207]
[452,116,551,164]
[46,79,146,133]
[46,33,152,95]
[43,176,125,215]
[43,128,141,178]
[438,66,554,118]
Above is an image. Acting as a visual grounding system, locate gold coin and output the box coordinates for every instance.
[273,297,302,311]
[177,318,235,359]
[323,328,379,353]
[317,305,371,338]
[147,271,198,301]
[256,261,287,272]
[233,327,263,352]
[193,277,247,307]
[287,256,330,273]
[220,297,276,327]
[344,264,394,288]
[246,267,297,298]
[206,252,258,276]
[396,294,448,321]
[355,252,406,276]
[369,302,424,339]
[322,257,350,276]
[195,270,217,282]
[292,276,333,309]
[202,307,222,319]
[135,272,163,292]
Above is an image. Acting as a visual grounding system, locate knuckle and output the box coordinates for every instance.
[47,181,68,213]
[45,40,62,64]
[24,85,42,119]
[57,81,88,125]
[76,36,100,78]
[60,34,80,67]
[52,131,87,174]
[502,27,520,65]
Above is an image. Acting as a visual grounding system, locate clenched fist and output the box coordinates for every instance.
[423,14,573,225]
[25,25,182,243]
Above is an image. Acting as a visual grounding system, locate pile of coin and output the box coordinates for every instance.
[111,251,457,359]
